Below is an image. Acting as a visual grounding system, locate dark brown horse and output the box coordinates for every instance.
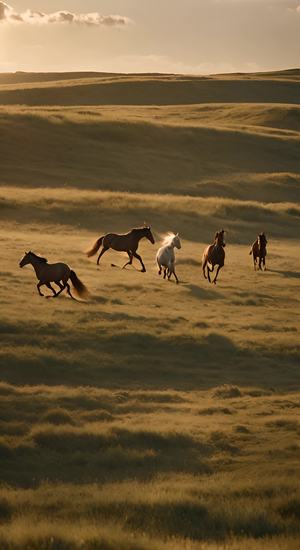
[202,230,226,284]
[249,233,268,271]
[86,226,155,272]
[19,251,89,300]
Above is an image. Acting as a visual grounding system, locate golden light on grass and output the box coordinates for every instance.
[0,70,299,549]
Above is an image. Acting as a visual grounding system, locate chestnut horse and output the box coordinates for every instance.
[86,226,155,272]
[19,251,89,300]
[249,233,268,270]
[202,230,226,284]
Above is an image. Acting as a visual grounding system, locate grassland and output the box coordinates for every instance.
[0,71,299,549]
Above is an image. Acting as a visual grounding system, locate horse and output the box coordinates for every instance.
[86,225,155,272]
[156,233,181,284]
[202,230,226,284]
[19,251,89,300]
[249,233,268,271]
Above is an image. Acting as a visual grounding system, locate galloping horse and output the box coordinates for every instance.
[86,226,155,272]
[202,230,226,284]
[249,233,268,270]
[156,233,181,284]
[19,251,89,300]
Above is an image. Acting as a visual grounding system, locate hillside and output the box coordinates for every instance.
[0,70,299,549]
[1,70,300,105]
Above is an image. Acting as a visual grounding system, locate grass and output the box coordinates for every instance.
[0,103,300,202]
[0,70,300,106]
[0,381,300,546]
[0,186,299,243]
[0,69,299,548]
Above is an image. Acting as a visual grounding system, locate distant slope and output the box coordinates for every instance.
[0,105,299,203]
[1,186,299,242]
[0,72,300,106]
[0,70,299,210]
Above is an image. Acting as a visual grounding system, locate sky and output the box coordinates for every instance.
[0,0,300,74]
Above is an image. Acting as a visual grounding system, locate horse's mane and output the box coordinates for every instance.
[132,226,150,233]
[258,234,267,248]
[30,252,48,263]
[214,231,225,248]
[162,233,176,246]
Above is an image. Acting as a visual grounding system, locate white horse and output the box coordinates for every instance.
[156,233,181,284]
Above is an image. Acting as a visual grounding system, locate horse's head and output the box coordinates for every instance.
[19,251,47,268]
[173,233,181,249]
[19,251,32,268]
[143,225,155,244]
[258,233,267,249]
[215,229,226,248]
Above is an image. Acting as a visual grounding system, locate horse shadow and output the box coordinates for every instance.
[268,269,300,279]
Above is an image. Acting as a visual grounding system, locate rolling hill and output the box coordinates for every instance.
[0,70,299,550]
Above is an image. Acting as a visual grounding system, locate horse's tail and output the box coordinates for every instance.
[70,270,90,299]
[86,236,104,257]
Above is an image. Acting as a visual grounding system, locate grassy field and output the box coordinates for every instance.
[0,71,299,549]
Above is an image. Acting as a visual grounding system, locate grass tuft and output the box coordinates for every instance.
[213,385,243,399]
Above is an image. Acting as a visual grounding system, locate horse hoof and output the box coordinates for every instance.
[141,269,146,273]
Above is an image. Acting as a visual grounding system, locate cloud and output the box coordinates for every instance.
[287,3,300,13]
[0,2,131,26]
[0,2,11,20]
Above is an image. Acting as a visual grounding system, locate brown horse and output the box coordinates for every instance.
[202,230,226,284]
[86,226,155,272]
[19,251,89,300]
[249,233,268,271]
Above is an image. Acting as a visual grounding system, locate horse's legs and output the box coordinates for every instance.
[163,267,168,279]
[122,251,133,269]
[97,247,109,265]
[132,251,146,272]
[202,259,207,279]
[157,259,162,275]
[213,265,223,284]
[46,283,57,297]
[168,267,179,284]
[37,282,44,296]
[54,281,66,297]
[207,265,213,283]
[66,282,76,300]
[263,256,267,271]
[258,256,263,271]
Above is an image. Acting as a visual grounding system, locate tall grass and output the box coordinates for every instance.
[0,381,300,547]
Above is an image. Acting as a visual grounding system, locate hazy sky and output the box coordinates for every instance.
[1,1,300,74]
